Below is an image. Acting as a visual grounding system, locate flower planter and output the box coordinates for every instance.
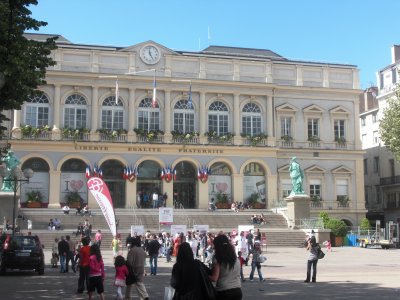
[26,202,42,208]
[215,202,230,209]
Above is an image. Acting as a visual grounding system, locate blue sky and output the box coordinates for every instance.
[28,0,400,89]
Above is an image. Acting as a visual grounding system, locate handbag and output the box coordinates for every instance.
[196,260,216,300]
[125,265,138,285]
[318,249,325,259]
[257,255,267,263]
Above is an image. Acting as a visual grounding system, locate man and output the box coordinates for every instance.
[58,236,69,273]
[53,218,62,230]
[147,234,161,275]
[125,236,149,300]
[246,229,254,256]
[152,192,158,208]
[65,235,76,272]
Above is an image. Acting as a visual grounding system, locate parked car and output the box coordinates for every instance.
[0,234,45,275]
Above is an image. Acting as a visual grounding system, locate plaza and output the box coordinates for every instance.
[0,246,398,299]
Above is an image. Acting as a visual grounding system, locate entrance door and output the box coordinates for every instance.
[173,161,197,208]
[101,160,126,208]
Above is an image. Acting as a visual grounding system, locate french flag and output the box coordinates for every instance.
[160,168,165,179]
[85,165,91,179]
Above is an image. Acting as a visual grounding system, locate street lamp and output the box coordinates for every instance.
[0,166,34,236]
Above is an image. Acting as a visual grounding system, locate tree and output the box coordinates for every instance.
[326,219,348,237]
[360,217,371,231]
[0,0,57,136]
[319,211,330,228]
[380,84,400,161]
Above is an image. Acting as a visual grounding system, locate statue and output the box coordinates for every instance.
[289,156,305,196]
[1,150,21,192]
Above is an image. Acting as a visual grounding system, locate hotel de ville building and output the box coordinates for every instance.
[4,33,366,226]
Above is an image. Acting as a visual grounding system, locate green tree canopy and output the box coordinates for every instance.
[380,85,400,161]
[0,0,57,134]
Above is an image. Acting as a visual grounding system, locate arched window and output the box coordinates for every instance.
[64,94,87,129]
[138,97,160,131]
[101,96,124,130]
[242,103,262,136]
[208,101,229,135]
[25,94,50,127]
[173,99,194,133]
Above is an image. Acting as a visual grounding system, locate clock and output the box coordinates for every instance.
[140,45,160,65]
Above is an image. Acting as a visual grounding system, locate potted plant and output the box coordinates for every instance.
[335,136,346,145]
[246,192,260,208]
[64,191,83,208]
[307,135,320,143]
[62,127,90,139]
[337,195,350,207]
[25,190,43,208]
[134,128,164,142]
[241,133,268,146]
[326,218,348,246]
[281,135,293,142]
[215,192,230,209]
[20,124,51,138]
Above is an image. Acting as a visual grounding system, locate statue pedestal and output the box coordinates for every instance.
[285,194,310,229]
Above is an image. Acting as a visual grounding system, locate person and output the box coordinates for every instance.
[48,218,55,230]
[125,236,149,300]
[249,241,265,282]
[111,234,122,259]
[147,234,161,275]
[51,237,59,268]
[246,230,254,258]
[83,205,90,216]
[53,218,62,230]
[76,222,84,237]
[66,235,76,273]
[209,198,216,212]
[323,240,332,252]
[237,251,246,282]
[304,236,319,283]
[209,234,242,300]
[163,192,168,207]
[289,156,304,195]
[235,231,247,262]
[114,255,129,300]
[171,242,212,299]
[84,219,92,237]
[77,236,91,293]
[255,229,262,243]
[152,191,158,208]
[187,231,198,259]
[88,243,105,300]
[58,236,69,273]
[95,230,102,247]
[62,204,70,214]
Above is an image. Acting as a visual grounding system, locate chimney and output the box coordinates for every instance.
[391,45,400,63]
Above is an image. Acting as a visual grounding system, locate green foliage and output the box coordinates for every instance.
[26,190,42,203]
[215,192,229,204]
[319,211,330,228]
[326,218,348,237]
[360,217,371,231]
[380,85,400,161]
[240,133,268,146]
[0,0,57,135]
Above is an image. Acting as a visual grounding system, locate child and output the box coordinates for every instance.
[238,251,246,282]
[114,255,129,300]
[88,244,105,300]
[323,240,332,252]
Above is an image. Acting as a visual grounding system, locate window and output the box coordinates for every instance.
[208,101,229,135]
[307,118,319,139]
[373,156,380,173]
[362,134,367,145]
[392,68,397,84]
[364,186,369,205]
[280,117,292,138]
[334,119,345,140]
[241,103,262,136]
[173,99,194,133]
[336,179,348,198]
[64,94,87,128]
[360,116,366,127]
[138,97,160,131]
[281,179,292,198]
[309,179,321,199]
[101,96,124,130]
[373,131,379,144]
[390,159,395,177]
[376,185,381,204]
[25,94,50,127]
[372,113,377,123]
[363,159,368,175]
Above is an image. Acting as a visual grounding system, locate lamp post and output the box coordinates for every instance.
[0,166,34,236]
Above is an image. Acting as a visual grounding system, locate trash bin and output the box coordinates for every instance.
[345,234,358,246]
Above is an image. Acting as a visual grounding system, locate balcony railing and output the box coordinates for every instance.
[62,133,90,141]
[22,131,51,140]
[172,137,199,144]
[277,140,353,150]
[207,137,234,145]
[380,175,400,186]
[136,135,164,143]
[310,200,354,210]
[100,133,127,142]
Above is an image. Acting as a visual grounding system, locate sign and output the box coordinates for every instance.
[131,225,145,236]
[159,207,173,224]
[193,225,209,234]
[60,172,88,204]
[171,225,187,236]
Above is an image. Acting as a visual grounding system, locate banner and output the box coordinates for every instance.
[87,177,117,237]
[159,207,173,224]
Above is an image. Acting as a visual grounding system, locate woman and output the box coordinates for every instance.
[249,242,265,281]
[171,242,201,299]
[209,234,242,300]
[304,236,319,283]
[88,243,105,300]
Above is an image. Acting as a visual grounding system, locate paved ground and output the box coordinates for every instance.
[0,246,399,299]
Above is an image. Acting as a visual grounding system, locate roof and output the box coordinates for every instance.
[200,45,285,60]
[24,33,71,44]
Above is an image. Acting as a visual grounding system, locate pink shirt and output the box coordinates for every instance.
[89,255,105,279]
[115,265,129,280]
[95,232,102,241]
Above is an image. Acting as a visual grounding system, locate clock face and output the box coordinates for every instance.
[140,45,160,65]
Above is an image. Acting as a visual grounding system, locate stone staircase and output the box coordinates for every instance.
[16,208,306,249]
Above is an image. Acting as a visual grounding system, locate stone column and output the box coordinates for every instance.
[128,88,135,132]
[48,170,61,208]
[126,180,137,208]
[199,91,207,143]
[198,180,208,209]
[285,195,310,228]
[163,180,174,208]
[232,173,243,205]
[91,86,99,132]
[233,93,240,142]
[12,110,21,130]
[266,95,273,137]
[164,90,172,141]
[53,84,61,129]
[267,174,277,209]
